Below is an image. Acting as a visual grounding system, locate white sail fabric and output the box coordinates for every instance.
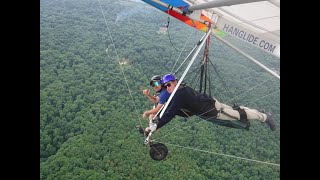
[185,0,280,57]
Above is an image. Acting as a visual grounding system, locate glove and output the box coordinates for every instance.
[149,122,157,132]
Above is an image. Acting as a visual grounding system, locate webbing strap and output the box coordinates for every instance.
[232,106,249,124]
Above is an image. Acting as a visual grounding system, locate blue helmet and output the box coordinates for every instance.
[162,74,176,84]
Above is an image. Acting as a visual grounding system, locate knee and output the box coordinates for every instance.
[214,101,221,110]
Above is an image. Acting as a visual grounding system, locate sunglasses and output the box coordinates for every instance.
[163,82,172,88]
[151,81,161,87]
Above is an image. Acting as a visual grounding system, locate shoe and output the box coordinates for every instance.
[265,112,276,131]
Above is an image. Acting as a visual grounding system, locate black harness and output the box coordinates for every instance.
[232,105,250,130]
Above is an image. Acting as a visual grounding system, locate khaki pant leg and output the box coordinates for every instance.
[239,106,267,122]
[214,99,267,122]
[214,100,239,120]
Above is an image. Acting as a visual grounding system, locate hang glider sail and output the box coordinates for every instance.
[141,0,280,59]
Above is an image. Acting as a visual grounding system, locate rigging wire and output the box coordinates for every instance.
[154,141,280,167]
[170,30,195,73]
[97,0,145,136]
[225,76,275,104]
[166,15,194,53]
[187,65,201,86]
[243,89,280,107]
[209,81,224,103]
[208,57,235,104]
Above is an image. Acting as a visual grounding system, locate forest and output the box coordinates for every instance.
[40,0,280,179]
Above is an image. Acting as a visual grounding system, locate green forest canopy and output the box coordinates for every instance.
[40,0,280,179]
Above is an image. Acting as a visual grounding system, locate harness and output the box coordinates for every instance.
[232,105,250,130]
[214,104,250,131]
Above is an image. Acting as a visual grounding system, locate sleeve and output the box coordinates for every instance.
[157,91,184,129]
[159,90,170,105]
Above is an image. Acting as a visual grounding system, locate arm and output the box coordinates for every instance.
[143,89,159,104]
[157,93,184,129]
[143,103,164,118]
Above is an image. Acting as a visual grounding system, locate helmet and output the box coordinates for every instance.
[161,74,176,84]
[149,75,162,86]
